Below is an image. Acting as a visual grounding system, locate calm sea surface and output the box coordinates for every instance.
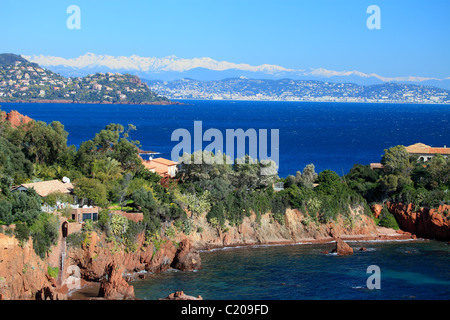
[2,100,449,299]
[2,100,449,177]
[132,241,450,300]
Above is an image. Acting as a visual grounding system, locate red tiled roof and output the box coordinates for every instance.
[427,147,450,155]
[370,163,385,169]
[141,157,178,178]
[405,143,450,155]
[142,159,170,176]
[19,180,73,197]
[151,157,178,166]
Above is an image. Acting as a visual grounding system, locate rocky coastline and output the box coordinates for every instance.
[0,203,443,301]
[66,225,414,300]
[182,207,415,252]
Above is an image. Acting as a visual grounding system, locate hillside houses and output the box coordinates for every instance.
[0,58,167,103]
[11,179,99,223]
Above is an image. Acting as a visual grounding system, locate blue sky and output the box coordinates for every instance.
[1,0,449,78]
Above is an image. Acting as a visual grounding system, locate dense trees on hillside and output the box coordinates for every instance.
[1,106,449,258]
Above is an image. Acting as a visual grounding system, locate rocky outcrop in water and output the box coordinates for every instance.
[171,239,202,271]
[98,262,135,300]
[159,291,203,300]
[331,238,354,255]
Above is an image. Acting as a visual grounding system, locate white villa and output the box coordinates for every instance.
[405,143,450,162]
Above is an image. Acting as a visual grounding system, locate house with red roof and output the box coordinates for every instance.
[142,157,178,178]
[405,143,450,162]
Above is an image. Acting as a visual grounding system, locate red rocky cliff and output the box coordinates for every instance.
[0,234,64,300]
[1,110,33,128]
[387,203,450,241]
[66,231,201,299]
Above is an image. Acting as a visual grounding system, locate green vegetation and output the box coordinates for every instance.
[1,104,449,259]
[0,108,186,256]
[377,206,400,230]
[47,266,59,279]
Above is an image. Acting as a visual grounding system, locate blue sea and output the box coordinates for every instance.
[2,100,449,177]
[2,100,449,300]
[131,241,450,300]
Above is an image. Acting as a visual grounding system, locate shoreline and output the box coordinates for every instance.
[0,99,185,106]
[2,98,448,106]
[167,98,450,106]
[197,236,424,253]
[67,227,422,300]
[195,227,419,252]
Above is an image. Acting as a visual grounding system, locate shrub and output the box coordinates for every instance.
[14,222,30,247]
[315,170,341,196]
[96,209,111,234]
[123,220,145,244]
[67,231,85,248]
[30,213,59,258]
[0,200,13,225]
[379,212,399,230]
[10,189,42,226]
[110,214,128,236]
[206,203,226,229]
[47,266,59,279]
[270,191,289,224]
[83,219,93,232]
[181,191,211,216]
[378,207,400,230]
[165,226,176,239]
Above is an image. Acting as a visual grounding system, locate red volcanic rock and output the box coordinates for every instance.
[171,239,202,271]
[0,234,52,300]
[159,291,203,300]
[331,238,353,255]
[98,263,135,300]
[145,239,178,273]
[387,203,450,241]
[2,110,33,128]
[371,204,383,219]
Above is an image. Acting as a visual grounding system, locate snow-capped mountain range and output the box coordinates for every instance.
[23,53,450,90]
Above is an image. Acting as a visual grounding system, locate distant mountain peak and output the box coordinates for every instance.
[21,53,450,90]
[23,52,293,74]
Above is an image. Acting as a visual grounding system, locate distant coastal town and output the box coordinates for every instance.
[147,78,450,104]
[0,53,449,105]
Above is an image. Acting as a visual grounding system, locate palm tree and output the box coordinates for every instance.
[91,157,123,182]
